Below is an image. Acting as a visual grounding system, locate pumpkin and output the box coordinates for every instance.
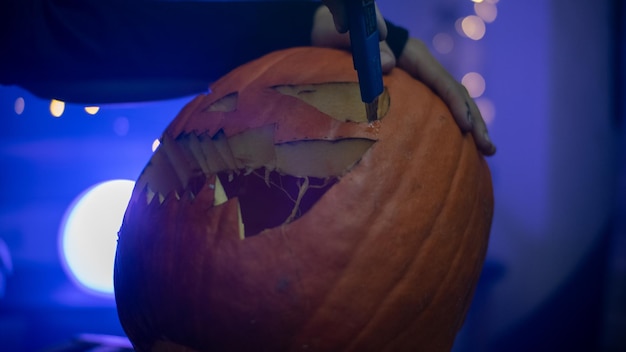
[114,47,494,352]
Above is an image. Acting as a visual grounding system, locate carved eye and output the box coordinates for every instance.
[274,82,390,122]
[205,92,238,112]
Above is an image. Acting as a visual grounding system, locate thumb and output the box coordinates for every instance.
[380,41,396,73]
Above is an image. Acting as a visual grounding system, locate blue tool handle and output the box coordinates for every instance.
[348,0,383,104]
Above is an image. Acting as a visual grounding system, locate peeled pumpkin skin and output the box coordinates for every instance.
[114,47,494,352]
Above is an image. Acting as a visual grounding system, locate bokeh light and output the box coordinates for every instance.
[14,97,25,115]
[475,1,498,23]
[152,138,161,152]
[50,99,65,118]
[433,33,454,54]
[59,179,135,296]
[475,97,496,126]
[462,72,486,98]
[85,106,100,115]
[460,15,486,40]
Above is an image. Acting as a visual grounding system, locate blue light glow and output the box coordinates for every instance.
[59,179,135,296]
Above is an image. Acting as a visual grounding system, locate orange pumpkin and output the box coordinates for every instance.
[114,47,494,352]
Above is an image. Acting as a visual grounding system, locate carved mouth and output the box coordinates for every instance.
[134,82,390,238]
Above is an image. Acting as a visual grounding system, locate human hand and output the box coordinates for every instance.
[311,6,496,156]
[397,38,496,155]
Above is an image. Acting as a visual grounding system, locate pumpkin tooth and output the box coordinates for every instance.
[145,187,156,204]
[180,133,211,174]
[137,144,183,199]
[161,132,200,193]
[198,133,229,173]
[213,175,228,206]
[210,175,245,239]
[236,203,245,240]
[157,192,165,204]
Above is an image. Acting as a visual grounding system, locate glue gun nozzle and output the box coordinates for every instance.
[365,96,379,123]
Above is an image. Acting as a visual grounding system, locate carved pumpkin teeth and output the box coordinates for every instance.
[212,175,228,206]
[133,80,384,238]
[136,125,372,237]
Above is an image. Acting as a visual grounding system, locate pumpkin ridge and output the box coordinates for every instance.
[289,75,447,350]
[287,169,390,350]
[385,138,491,351]
[341,95,469,351]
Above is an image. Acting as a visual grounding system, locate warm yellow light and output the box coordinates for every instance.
[472,0,484,3]
[151,138,161,152]
[85,106,100,115]
[14,97,25,115]
[462,72,486,98]
[475,1,498,23]
[461,15,486,40]
[432,33,454,54]
[50,99,65,118]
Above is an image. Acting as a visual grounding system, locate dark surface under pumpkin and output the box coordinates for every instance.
[114,47,494,352]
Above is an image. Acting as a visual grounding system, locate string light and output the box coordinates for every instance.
[457,0,498,124]
[460,15,486,40]
[151,138,161,152]
[14,97,25,115]
[475,98,495,126]
[85,106,100,115]
[462,72,486,98]
[50,99,65,118]
[433,33,454,54]
[474,1,498,23]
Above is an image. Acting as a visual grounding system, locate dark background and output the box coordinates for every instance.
[1,0,624,351]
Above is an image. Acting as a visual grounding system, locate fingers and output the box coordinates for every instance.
[312,6,351,49]
[379,41,395,73]
[437,71,496,156]
[322,0,349,33]
[467,95,497,156]
[397,38,496,156]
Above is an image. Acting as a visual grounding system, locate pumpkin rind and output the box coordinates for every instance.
[114,47,494,352]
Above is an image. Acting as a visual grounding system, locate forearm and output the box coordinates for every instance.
[0,0,320,102]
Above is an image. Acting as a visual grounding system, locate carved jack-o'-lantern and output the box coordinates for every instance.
[114,47,494,352]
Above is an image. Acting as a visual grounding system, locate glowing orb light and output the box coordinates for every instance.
[59,179,135,296]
